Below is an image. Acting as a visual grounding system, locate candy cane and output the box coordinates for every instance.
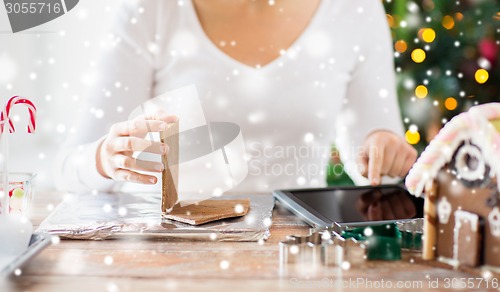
[0,96,36,215]
[0,96,36,133]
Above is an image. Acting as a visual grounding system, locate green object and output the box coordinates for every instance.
[342,224,402,261]
[12,188,24,199]
[384,0,500,152]
[400,229,422,251]
[326,146,355,186]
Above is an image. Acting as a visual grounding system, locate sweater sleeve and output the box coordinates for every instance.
[54,1,161,192]
[335,1,404,185]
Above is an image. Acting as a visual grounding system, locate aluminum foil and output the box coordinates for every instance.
[36,193,274,241]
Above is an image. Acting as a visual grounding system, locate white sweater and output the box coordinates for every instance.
[54,0,404,194]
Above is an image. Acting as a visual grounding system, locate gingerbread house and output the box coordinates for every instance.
[406,103,500,269]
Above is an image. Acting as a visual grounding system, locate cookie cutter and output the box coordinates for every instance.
[279,219,424,268]
[397,218,423,251]
[279,229,366,268]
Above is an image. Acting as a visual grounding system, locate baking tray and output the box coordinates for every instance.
[0,233,52,277]
[36,193,275,241]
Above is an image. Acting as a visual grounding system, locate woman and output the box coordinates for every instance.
[55,0,417,201]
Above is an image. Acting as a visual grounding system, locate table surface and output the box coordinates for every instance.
[1,192,497,291]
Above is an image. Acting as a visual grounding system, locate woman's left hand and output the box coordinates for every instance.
[358,130,417,186]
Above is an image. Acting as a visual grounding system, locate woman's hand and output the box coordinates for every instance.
[96,112,178,184]
[358,130,417,186]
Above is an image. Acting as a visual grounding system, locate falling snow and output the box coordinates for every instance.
[219,260,230,270]
[104,255,114,265]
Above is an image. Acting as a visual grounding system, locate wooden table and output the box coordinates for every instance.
[1,192,495,291]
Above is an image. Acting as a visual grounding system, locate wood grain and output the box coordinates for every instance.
[161,121,179,213]
[163,199,250,225]
[1,193,496,291]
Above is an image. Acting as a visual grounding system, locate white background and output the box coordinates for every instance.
[0,0,121,190]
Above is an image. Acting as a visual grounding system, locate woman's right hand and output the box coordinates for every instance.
[96,112,178,184]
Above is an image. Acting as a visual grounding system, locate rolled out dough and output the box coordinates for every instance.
[162,199,250,225]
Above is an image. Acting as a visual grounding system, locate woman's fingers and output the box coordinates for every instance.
[110,120,168,137]
[388,152,406,177]
[96,111,178,183]
[111,112,178,137]
[362,131,419,184]
[113,169,159,184]
[110,137,168,154]
[368,144,384,186]
[381,148,396,175]
[401,145,418,176]
[113,155,164,173]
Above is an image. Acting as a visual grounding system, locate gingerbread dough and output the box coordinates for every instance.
[162,199,250,225]
[161,121,179,213]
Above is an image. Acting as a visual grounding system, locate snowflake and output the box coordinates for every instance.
[289,245,299,255]
[106,282,119,292]
[212,188,223,197]
[407,2,419,13]
[234,204,244,214]
[263,217,272,227]
[56,124,66,133]
[379,89,388,98]
[51,236,60,245]
[102,204,112,213]
[104,255,114,265]
[219,260,230,270]
[118,207,127,216]
[304,133,314,143]
[341,261,351,270]
[77,9,88,19]
[296,176,306,186]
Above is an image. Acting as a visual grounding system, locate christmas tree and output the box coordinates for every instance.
[328,0,500,185]
[386,0,500,150]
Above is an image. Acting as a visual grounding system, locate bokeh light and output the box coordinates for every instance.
[421,28,436,43]
[475,69,489,84]
[442,15,455,29]
[444,97,457,110]
[386,14,394,27]
[394,40,408,53]
[415,85,428,98]
[405,130,421,145]
[411,49,426,63]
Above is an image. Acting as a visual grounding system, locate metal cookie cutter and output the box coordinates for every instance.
[279,229,366,268]
[397,218,424,251]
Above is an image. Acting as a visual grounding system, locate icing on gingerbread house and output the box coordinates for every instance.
[406,103,500,269]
